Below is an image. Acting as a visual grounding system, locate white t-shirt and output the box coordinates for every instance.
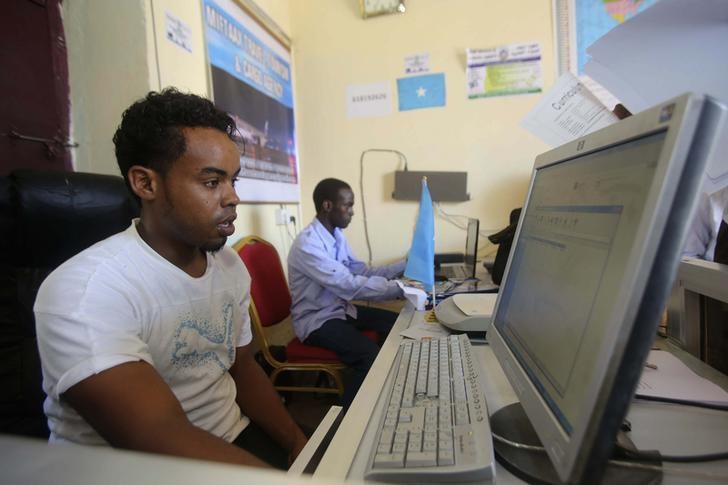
[34,221,252,445]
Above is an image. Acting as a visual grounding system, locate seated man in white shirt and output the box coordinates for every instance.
[34,88,306,469]
[288,178,405,408]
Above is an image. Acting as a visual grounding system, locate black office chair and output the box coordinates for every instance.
[0,169,139,438]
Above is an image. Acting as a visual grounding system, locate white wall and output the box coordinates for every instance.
[63,0,555,267]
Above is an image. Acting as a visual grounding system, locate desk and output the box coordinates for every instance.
[315,305,728,484]
[0,435,340,485]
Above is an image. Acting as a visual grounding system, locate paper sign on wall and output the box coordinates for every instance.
[466,43,542,99]
[347,82,393,118]
[404,53,430,75]
[165,11,193,53]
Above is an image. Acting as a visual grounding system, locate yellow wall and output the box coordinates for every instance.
[63,0,554,267]
[289,0,553,264]
[64,0,152,176]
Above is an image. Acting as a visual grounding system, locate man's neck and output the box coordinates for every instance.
[316,214,336,235]
[136,217,207,277]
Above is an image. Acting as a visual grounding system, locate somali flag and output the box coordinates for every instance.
[397,73,446,111]
[404,178,435,292]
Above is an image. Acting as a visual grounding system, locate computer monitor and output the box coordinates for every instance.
[464,218,480,278]
[488,93,726,483]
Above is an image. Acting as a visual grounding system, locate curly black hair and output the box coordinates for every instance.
[313,178,351,213]
[113,88,237,197]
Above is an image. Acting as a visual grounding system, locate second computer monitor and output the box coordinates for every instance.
[464,218,480,279]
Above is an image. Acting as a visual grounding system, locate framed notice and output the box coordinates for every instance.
[203,0,299,202]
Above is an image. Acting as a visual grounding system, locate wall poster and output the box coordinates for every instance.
[203,0,299,202]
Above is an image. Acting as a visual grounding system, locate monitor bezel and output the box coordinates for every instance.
[488,93,712,483]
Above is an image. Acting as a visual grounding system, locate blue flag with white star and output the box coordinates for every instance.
[397,73,446,111]
[404,178,435,292]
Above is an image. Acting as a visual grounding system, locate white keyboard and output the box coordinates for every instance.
[364,334,495,482]
[441,264,469,280]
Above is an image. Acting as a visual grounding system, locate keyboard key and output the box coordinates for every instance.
[406,451,437,467]
[439,448,455,466]
[374,453,404,468]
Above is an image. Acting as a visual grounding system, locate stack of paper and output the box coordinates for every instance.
[584,0,728,114]
[582,0,728,194]
[637,350,728,406]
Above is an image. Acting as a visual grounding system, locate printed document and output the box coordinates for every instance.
[521,72,618,147]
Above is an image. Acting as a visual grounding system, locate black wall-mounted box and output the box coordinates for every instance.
[392,170,469,202]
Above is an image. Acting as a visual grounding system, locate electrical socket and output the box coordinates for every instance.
[275,208,289,225]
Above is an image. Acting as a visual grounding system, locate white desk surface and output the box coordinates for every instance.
[0,434,351,485]
[315,305,728,484]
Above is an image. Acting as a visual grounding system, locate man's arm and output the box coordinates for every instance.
[291,243,403,302]
[229,343,308,462]
[63,361,269,467]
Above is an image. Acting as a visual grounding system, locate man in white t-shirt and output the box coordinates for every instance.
[34,88,307,469]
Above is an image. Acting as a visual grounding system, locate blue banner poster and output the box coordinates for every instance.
[204,0,299,202]
[397,73,446,111]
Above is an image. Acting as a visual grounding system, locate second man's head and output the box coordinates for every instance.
[314,178,354,232]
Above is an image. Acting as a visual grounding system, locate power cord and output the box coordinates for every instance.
[359,149,408,266]
[492,431,728,478]
[634,393,728,411]
[434,203,499,258]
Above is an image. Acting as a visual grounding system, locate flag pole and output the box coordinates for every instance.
[423,176,436,308]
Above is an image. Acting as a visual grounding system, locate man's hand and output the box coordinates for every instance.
[288,432,308,466]
[230,344,308,466]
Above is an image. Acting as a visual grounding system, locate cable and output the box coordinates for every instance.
[359,149,408,266]
[491,431,545,452]
[635,394,728,411]
[434,202,468,230]
[284,220,295,242]
[618,447,728,463]
[492,431,728,480]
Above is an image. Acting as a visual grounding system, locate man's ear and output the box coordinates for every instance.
[321,199,333,213]
[127,166,159,202]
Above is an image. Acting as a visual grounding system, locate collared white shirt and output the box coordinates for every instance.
[287,218,405,341]
[683,186,728,260]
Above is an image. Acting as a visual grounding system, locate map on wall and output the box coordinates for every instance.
[574,0,660,74]
[555,0,661,108]
[203,0,299,203]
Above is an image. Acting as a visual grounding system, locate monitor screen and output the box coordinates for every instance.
[488,93,721,483]
[464,218,479,278]
[495,130,665,433]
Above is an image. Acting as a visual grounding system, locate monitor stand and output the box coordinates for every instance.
[490,403,662,484]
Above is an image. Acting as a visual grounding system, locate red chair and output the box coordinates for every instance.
[234,236,376,396]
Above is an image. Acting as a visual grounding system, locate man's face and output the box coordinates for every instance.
[157,127,240,253]
[330,188,354,229]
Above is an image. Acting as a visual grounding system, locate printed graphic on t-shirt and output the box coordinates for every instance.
[171,301,235,374]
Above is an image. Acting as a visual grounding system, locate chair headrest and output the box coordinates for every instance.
[1,170,139,268]
[238,239,291,326]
